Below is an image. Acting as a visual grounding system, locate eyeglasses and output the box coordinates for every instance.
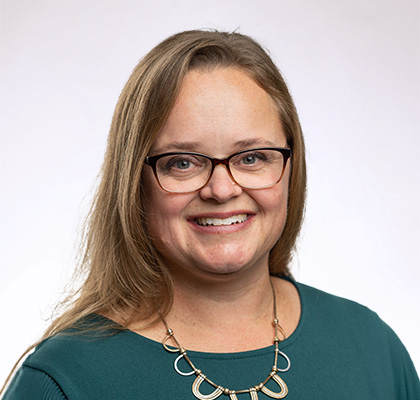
[145,147,291,194]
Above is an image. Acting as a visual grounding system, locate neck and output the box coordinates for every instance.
[163,268,276,352]
[124,263,300,353]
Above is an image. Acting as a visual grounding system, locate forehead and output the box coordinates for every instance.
[151,68,285,155]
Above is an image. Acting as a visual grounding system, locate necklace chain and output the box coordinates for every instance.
[161,281,290,399]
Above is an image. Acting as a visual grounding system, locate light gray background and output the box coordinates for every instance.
[1,0,419,383]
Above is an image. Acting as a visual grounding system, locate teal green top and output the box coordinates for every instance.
[4,281,419,399]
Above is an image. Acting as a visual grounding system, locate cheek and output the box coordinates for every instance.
[143,168,173,217]
[271,170,291,241]
[142,170,191,245]
[142,170,169,240]
[253,176,290,233]
[261,177,289,212]
[144,193,178,254]
[274,164,291,213]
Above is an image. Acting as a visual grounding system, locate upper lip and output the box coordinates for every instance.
[188,210,255,221]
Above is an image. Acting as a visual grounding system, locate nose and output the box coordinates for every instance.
[199,164,243,203]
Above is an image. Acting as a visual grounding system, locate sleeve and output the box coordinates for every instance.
[2,366,68,400]
[384,322,420,399]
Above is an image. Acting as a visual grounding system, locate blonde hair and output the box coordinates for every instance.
[2,29,306,393]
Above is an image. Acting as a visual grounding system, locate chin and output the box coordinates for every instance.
[196,258,257,278]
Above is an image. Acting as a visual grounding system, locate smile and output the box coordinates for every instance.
[195,214,249,227]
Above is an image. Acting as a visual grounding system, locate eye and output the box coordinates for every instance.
[159,154,207,177]
[239,152,267,165]
[230,149,276,173]
[242,154,259,165]
[165,156,198,171]
[171,159,191,170]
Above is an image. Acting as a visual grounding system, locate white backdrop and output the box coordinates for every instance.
[1,0,419,384]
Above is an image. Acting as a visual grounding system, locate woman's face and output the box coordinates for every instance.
[143,68,291,283]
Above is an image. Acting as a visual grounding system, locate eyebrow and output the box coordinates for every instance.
[152,141,202,154]
[153,138,284,155]
[233,138,282,148]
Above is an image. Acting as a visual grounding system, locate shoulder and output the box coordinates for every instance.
[294,281,419,395]
[291,279,413,356]
[277,277,397,348]
[276,276,400,340]
[296,279,382,323]
[296,281,419,384]
[24,317,135,373]
[3,366,67,400]
[13,316,149,399]
[4,326,162,400]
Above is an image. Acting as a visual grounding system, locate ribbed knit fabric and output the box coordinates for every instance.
[6,366,67,399]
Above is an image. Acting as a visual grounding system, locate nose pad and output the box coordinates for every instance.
[199,164,242,201]
[210,164,237,185]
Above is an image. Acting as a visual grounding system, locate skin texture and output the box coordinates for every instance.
[144,68,290,282]
[138,68,300,351]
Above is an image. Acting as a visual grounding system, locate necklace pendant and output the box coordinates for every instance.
[192,373,224,400]
[229,388,259,400]
[249,388,259,400]
[260,374,288,399]
[228,391,258,400]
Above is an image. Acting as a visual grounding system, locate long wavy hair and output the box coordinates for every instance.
[2,29,306,393]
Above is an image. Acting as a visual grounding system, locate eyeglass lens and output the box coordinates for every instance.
[154,149,287,193]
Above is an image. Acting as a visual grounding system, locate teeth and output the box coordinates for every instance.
[196,214,248,226]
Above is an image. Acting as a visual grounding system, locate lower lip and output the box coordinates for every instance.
[188,215,254,234]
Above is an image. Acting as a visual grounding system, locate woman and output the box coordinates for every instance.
[2,30,418,400]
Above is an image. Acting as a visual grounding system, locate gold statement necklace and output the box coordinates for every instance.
[161,281,290,399]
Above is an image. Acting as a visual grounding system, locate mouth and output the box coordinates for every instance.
[195,213,249,227]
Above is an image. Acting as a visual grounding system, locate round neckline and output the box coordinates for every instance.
[116,276,305,359]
